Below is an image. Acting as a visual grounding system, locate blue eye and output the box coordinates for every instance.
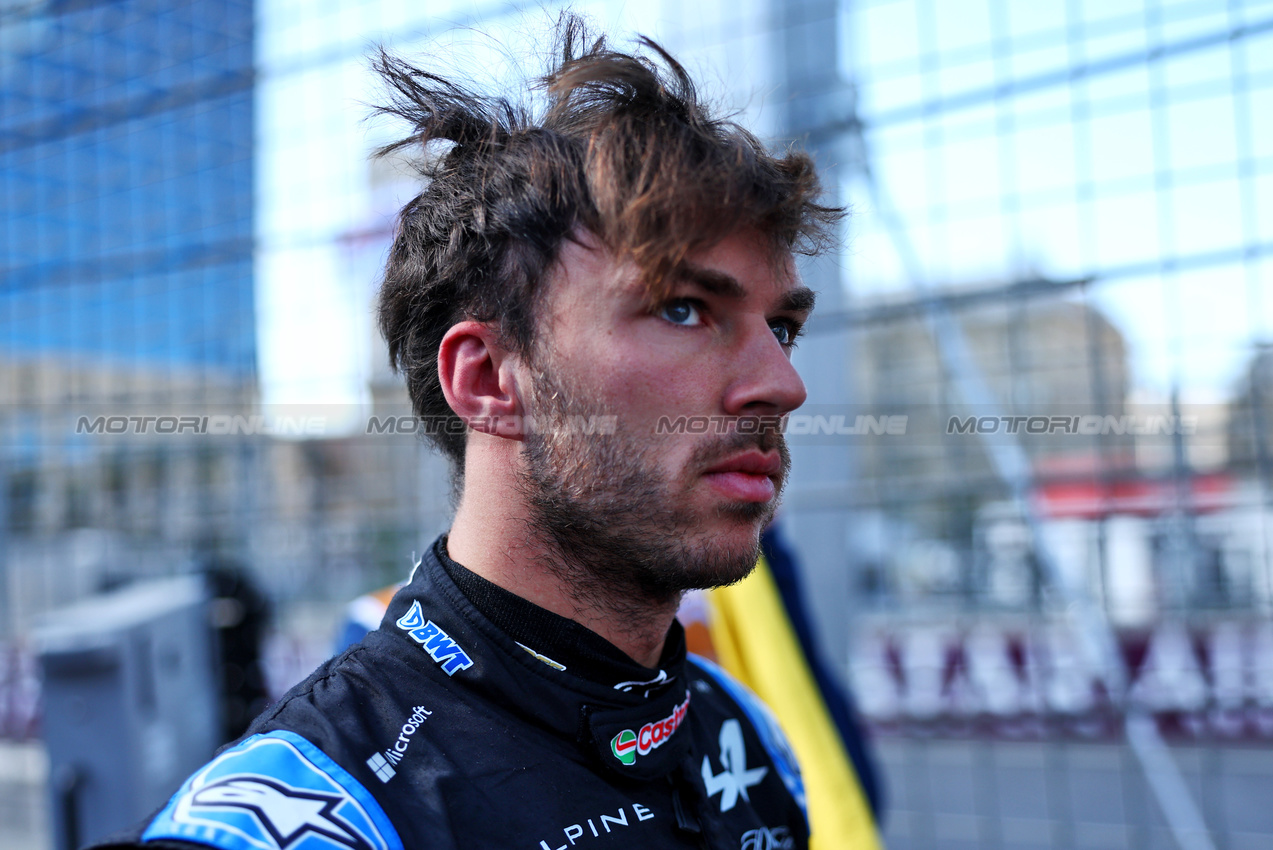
[660,299,702,326]
[770,320,801,348]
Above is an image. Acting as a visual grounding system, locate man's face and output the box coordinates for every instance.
[517,230,813,607]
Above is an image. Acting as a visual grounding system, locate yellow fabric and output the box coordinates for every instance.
[708,557,882,850]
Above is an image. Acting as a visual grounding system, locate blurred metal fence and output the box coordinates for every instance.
[4,1,1273,849]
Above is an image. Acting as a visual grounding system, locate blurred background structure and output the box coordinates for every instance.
[2,0,1272,848]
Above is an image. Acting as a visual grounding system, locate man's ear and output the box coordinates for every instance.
[438,321,528,440]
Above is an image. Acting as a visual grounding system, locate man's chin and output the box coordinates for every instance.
[647,521,767,594]
[673,499,777,588]
[686,553,760,591]
[718,498,777,525]
[635,548,760,597]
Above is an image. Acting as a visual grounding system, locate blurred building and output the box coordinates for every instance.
[848,294,1130,507]
[1,0,257,641]
[834,294,1130,604]
[0,355,253,632]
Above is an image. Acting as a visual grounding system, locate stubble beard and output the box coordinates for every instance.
[517,353,791,618]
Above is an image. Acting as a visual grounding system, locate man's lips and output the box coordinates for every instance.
[702,451,782,502]
[703,451,782,477]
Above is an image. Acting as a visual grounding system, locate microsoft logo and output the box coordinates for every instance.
[366,752,396,783]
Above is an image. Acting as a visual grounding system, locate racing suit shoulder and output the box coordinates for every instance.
[138,729,403,850]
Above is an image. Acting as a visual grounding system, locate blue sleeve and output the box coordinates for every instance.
[141,730,402,850]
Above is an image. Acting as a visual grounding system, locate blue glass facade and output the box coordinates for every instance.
[1,0,255,373]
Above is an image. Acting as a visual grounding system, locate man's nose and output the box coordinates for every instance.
[721,324,808,417]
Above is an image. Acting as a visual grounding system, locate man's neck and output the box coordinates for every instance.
[447,478,678,668]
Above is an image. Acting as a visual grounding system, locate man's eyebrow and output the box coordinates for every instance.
[676,265,746,299]
[675,266,816,314]
[778,286,816,314]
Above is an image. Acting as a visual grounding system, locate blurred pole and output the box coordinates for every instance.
[1082,283,1115,614]
[1247,350,1273,614]
[0,456,9,642]
[1125,714,1214,850]
[1162,385,1201,608]
[53,764,83,850]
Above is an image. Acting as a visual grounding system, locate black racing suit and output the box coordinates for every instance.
[93,538,810,850]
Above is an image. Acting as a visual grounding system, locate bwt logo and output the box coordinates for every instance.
[395,602,474,676]
[947,415,1198,436]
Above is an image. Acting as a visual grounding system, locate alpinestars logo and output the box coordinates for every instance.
[365,705,431,783]
[395,601,474,675]
[609,693,690,766]
[189,777,374,850]
[702,719,768,812]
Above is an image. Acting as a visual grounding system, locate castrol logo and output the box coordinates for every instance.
[609,693,691,766]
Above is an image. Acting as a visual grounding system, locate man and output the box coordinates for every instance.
[95,16,841,849]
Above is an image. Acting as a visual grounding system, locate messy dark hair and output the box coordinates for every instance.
[374,14,842,470]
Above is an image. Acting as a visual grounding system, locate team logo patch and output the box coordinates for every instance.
[608,692,690,767]
[702,719,768,812]
[395,601,474,675]
[189,778,369,849]
[689,655,806,817]
[365,705,431,783]
[609,730,637,765]
[740,826,794,850]
[143,731,401,850]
